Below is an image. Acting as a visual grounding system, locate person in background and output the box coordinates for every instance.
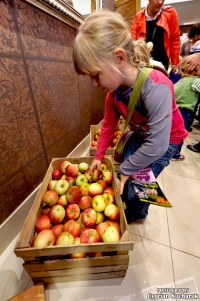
[171,55,200,161]
[73,10,187,223]
[130,0,180,72]
[180,34,190,57]
[189,23,200,54]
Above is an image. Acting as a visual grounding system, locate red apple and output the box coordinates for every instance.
[66,186,82,204]
[51,224,63,237]
[85,169,93,183]
[106,219,120,232]
[91,140,98,147]
[65,175,76,187]
[35,215,51,233]
[104,186,115,197]
[63,220,81,238]
[65,164,79,177]
[78,162,89,173]
[102,192,115,206]
[78,196,92,210]
[91,168,103,182]
[41,204,51,215]
[102,225,121,242]
[81,227,91,234]
[92,195,106,212]
[60,160,71,173]
[88,182,103,197]
[70,237,87,258]
[97,180,107,191]
[56,231,74,245]
[76,174,88,187]
[79,182,90,196]
[81,208,97,227]
[52,169,62,180]
[48,204,65,224]
[102,170,113,185]
[65,203,80,220]
[80,229,100,243]
[94,221,109,241]
[96,212,105,224]
[104,204,120,221]
[88,251,103,257]
[42,190,59,206]
[33,229,56,247]
[48,180,57,190]
[57,194,68,207]
[54,179,69,195]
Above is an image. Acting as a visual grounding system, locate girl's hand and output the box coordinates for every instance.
[116,173,129,195]
[89,159,101,171]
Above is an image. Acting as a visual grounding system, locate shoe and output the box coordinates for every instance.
[187,128,192,132]
[170,154,185,161]
[187,144,200,153]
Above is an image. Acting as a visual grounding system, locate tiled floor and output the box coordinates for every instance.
[1,130,200,301]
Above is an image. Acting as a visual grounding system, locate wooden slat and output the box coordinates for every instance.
[33,270,126,284]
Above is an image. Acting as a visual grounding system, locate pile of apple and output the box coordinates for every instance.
[32,160,121,258]
[91,128,123,148]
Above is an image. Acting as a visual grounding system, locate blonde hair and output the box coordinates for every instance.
[73,10,151,76]
[180,54,196,75]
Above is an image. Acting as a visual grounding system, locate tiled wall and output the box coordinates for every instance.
[0,0,106,225]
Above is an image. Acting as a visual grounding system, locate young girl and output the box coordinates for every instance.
[171,54,200,160]
[73,10,188,223]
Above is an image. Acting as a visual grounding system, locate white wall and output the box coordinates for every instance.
[73,0,91,15]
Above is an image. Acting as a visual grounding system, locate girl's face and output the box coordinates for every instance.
[90,63,123,92]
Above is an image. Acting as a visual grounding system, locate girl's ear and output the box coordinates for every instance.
[113,48,126,67]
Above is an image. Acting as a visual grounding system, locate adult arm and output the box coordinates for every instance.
[168,7,180,67]
[186,53,200,72]
[130,13,140,40]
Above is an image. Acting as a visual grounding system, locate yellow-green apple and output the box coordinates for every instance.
[94,132,99,141]
[106,219,120,232]
[104,204,120,221]
[60,160,71,173]
[66,186,82,204]
[102,170,113,185]
[104,186,115,197]
[78,162,89,173]
[111,137,119,146]
[48,204,65,224]
[80,228,100,243]
[70,237,87,258]
[85,169,93,183]
[97,180,107,191]
[81,208,97,227]
[100,163,107,172]
[88,251,103,257]
[102,225,121,242]
[79,182,90,196]
[76,213,85,228]
[35,215,51,233]
[94,221,109,241]
[33,229,56,247]
[96,212,105,224]
[65,164,79,177]
[88,182,103,197]
[91,168,103,182]
[48,180,57,190]
[91,140,98,147]
[65,203,80,220]
[97,128,101,134]
[65,175,76,187]
[78,196,92,210]
[102,192,115,206]
[41,204,51,215]
[52,169,62,180]
[56,231,74,245]
[54,179,69,195]
[76,174,88,187]
[57,194,68,207]
[61,174,67,180]
[92,195,106,212]
[42,190,59,206]
[51,224,63,237]
[63,220,81,238]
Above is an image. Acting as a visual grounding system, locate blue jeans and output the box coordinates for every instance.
[120,132,180,217]
[179,108,194,131]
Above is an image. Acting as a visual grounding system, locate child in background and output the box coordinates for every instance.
[73,10,187,223]
[171,54,200,161]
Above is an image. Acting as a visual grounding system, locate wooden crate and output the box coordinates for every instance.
[90,125,124,156]
[14,157,134,284]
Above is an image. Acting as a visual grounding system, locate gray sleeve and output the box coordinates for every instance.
[120,83,172,176]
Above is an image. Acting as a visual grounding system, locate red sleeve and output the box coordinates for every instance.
[94,92,120,160]
[130,14,140,40]
[168,7,180,65]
